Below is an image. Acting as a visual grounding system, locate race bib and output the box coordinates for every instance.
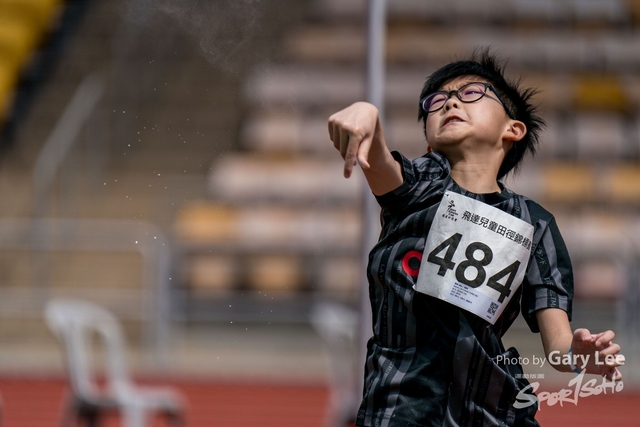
[414,191,534,324]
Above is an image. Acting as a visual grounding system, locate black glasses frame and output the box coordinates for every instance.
[420,82,514,119]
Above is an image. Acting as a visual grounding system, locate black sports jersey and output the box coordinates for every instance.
[355,151,574,427]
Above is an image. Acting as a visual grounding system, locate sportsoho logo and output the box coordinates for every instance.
[514,370,624,409]
[497,351,625,409]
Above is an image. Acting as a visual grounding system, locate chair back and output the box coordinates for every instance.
[44,298,130,402]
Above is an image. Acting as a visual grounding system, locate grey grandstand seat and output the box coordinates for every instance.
[44,298,185,427]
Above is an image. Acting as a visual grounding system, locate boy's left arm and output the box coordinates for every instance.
[536,307,624,380]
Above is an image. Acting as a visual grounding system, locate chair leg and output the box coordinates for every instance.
[78,406,100,427]
[122,406,147,427]
[85,410,99,427]
[56,393,80,427]
[166,411,185,427]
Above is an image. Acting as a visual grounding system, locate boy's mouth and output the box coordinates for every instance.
[442,115,464,127]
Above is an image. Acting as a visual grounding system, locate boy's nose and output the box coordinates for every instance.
[444,97,460,111]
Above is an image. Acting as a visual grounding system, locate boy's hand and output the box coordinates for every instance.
[328,102,379,178]
[571,328,624,381]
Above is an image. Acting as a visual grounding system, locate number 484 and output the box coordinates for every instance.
[426,233,520,302]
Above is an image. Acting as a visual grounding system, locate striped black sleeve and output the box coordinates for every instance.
[375,151,449,216]
[521,211,574,333]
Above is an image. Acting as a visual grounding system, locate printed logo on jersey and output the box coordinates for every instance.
[402,250,423,278]
[443,199,458,221]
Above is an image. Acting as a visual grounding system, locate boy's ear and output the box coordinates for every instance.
[505,120,527,143]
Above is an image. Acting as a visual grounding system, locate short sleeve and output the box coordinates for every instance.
[374,151,449,216]
[521,216,574,333]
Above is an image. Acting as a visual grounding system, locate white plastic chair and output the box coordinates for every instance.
[310,302,359,427]
[44,298,185,427]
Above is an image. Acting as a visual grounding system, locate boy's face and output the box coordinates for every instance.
[425,75,521,156]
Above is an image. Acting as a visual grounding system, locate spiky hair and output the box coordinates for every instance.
[418,48,545,180]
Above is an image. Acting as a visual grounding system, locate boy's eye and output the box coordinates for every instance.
[427,94,447,109]
[432,94,447,103]
[461,87,484,97]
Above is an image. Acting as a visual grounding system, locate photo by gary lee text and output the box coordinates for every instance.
[495,350,625,370]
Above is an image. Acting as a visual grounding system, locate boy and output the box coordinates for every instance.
[328,51,624,427]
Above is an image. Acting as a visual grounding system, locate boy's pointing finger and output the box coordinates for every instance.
[343,133,360,178]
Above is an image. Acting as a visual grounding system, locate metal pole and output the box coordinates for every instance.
[31,74,104,295]
[33,74,105,217]
[357,0,387,407]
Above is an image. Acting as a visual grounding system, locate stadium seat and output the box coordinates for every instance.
[173,203,238,244]
[536,114,562,158]
[386,30,467,65]
[599,35,640,71]
[541,163,596,203]
[247,255,303,291]
[186,254,237,293]
[317,256,360,297]
[239,111,426,159]
[628,0,640,24]
[243,66,367,109]
[286,25,640,72]
[608,164,640,203]
[512,0,567,24]
[207,154,362,204]
[44,298,185,427]
[174,202,361,293]
[574,259,625,299]
[572,0,629,26]
[574,113,626,159]
[574,75,629,112]
[0,60,18,122]
[0,13,39,69]
[185,251,352,294]
[173,202,360,249]
[240,112,329,153]
[0,0,63,32]
[313,0,630,26]
[284,26,365,64]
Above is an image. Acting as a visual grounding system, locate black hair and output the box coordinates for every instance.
[418,48,544,180]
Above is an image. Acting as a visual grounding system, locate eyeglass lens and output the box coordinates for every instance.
[424,83,488,113]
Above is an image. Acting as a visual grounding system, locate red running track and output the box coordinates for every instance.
[0,376,638,427]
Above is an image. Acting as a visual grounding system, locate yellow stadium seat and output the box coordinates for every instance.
[574,75,629,112]
[608,164,640,203]
[187,255,237,294]
[247,255,303,292]
[173,203,238,243]
[0,0,63,32]
[174,202,360,248]
[318,257,360,297]
[0,59,19,123]
[0,14,39,69]
[542,163,596,203]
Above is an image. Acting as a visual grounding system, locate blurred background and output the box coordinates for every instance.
[0,0,639,426]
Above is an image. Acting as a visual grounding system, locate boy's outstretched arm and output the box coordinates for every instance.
[536,307,624,380]
[328,102,403,195]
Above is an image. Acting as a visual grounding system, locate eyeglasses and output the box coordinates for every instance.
[420,82,514,119]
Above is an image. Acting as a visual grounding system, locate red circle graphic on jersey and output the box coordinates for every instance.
[402,250,422,277]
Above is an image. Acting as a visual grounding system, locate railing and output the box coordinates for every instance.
[0,218,172,366]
